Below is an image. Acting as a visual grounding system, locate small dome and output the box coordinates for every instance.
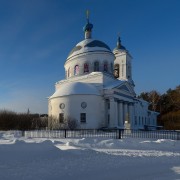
[83,22,93,32]
[50,82,100,98]
[113,36,126,52]
[67,39,112,60]
[113,45,126,51]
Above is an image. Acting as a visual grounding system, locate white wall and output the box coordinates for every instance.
[65,52,114,78]
[49,94,103,129]
[132,99,158,129]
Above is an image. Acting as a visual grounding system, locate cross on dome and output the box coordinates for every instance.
[83,10,93,39]
[86,10,89,22]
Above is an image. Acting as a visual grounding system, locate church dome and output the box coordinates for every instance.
[113,45,126,51]
[113,36,127,53]
[64,13,115,79]
[50,82,100,98]
[67,39,112,61]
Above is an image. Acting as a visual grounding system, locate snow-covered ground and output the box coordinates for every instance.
[0,131,180,180]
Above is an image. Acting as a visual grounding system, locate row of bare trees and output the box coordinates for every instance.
[0,110,48,130]
[0,110,79,130]
[48,116,79,130]
[138,85,180,129]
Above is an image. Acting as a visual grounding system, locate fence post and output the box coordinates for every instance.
[64,129,67,138]
[118,129,121,139]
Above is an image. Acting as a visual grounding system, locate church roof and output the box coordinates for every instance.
[50,82,101,98]
[104,80,136,97]
[67,39,112,60]
[104,80,124,90]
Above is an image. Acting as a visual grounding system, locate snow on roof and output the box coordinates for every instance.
[50,82,101,98]
[104,80,124,90]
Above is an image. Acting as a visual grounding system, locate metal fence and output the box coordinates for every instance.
[24,129,180,140]
[121,129,180,140]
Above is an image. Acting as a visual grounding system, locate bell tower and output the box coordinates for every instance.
[113,35,134,87]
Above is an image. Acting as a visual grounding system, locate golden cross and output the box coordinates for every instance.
[86,10,89,20]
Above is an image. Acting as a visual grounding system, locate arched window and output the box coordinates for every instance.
[114,64,119,78]
[74,65,79,75]
[94,61,99,72]
[104,62,108,72]
[84,63,89,73]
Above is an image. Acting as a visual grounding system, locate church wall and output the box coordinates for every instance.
[132,100,158,130]
[49,94,103,129]
[65,52,114,79]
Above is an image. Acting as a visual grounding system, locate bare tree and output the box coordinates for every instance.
[149,90,161,111]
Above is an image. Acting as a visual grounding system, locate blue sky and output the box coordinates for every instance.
[0,0,179,114]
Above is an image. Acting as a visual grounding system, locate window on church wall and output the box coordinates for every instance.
[103,62,108,72]
[94,61,99,72]
[59,113,64,123]
[108,101,110,109]
[74,65,79,75]
[134,116,137,125]
[139,116,141,125]
[127,65,131,79]
[142,117,144,125]
[108,114,110,125]
[80,113,86,123]
[106,99,110,110]
[114,64,119,78]
[84,63,89,73]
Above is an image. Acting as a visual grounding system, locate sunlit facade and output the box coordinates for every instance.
[48,14,158,129]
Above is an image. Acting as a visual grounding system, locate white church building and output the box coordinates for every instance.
[48,14,158,130]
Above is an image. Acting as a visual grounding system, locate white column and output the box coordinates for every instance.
[118,101,123,127]
[79,64,83,75]
[114,101,118,127]
[128,103,134,128]
[102,99,107,127]
[109,98,118,127]
[117,102,119,126]
[123,102,128,124]
[127,104,131,123]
